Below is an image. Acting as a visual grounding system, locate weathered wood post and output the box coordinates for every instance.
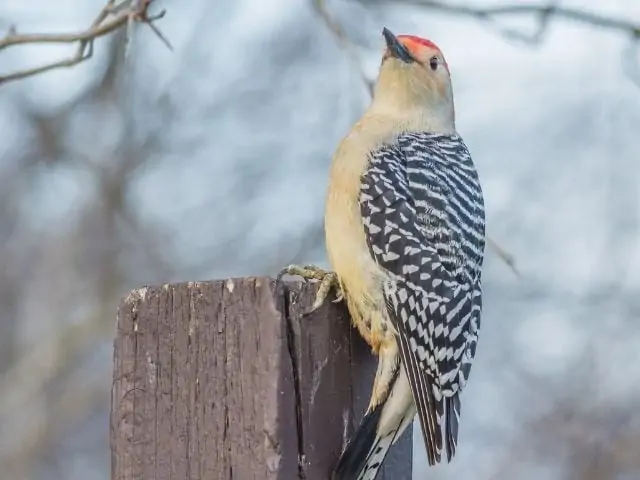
[110,277,412,479]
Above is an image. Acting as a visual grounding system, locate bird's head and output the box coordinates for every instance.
[372,28,455,132]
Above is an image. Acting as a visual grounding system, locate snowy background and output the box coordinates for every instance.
[1,0,639,479]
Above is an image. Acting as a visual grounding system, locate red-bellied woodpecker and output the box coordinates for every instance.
[281,27,485,479]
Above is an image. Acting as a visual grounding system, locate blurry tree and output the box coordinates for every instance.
[488,356,640,480]
[0,2,173,478]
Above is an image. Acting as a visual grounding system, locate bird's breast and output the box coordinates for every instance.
[324,175,394,351]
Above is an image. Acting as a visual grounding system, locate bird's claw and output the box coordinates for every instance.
[277,263,344,316]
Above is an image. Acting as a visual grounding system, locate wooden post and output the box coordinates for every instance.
[110,277,412,479]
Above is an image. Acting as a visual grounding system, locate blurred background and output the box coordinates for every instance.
[0,0,639,479]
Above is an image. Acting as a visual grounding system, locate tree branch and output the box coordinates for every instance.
[359,0,640,51]
[368,0,640,38]
[312,0,374,96]
[0,0,170,85]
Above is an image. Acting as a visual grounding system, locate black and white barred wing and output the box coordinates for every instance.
[359,138,482,465]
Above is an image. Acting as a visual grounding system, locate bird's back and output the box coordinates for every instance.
[399,132,485,285]
[359,130,485,463]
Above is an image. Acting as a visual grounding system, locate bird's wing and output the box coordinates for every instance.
[359,133,483,464]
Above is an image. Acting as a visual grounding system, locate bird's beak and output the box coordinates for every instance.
[382,27,414,64]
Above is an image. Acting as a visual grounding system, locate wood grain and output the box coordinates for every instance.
[111,277,412,479]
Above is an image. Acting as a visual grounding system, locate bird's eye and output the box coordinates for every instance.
[429,56,438,71]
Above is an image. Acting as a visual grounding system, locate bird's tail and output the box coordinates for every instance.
[332,400,385,480]
[332,366,415,480]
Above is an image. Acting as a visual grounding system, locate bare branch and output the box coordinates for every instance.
[313,0,520,276]
[487,236,519,277]
[361,0,640,38]
[312,0,374,95]
[357,0,640,50]
[0,0,170,85]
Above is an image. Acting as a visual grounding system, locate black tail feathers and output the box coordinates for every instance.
[332,402,384,480]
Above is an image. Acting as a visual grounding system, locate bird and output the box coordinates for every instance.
[280,27,485,479]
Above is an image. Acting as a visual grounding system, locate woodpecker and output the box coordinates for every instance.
[281,27,485,479]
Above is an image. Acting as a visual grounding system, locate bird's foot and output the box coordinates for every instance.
[277,264,344,315]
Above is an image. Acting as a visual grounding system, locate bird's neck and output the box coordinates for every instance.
[371,70,456,134]
[368,99,456,135]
